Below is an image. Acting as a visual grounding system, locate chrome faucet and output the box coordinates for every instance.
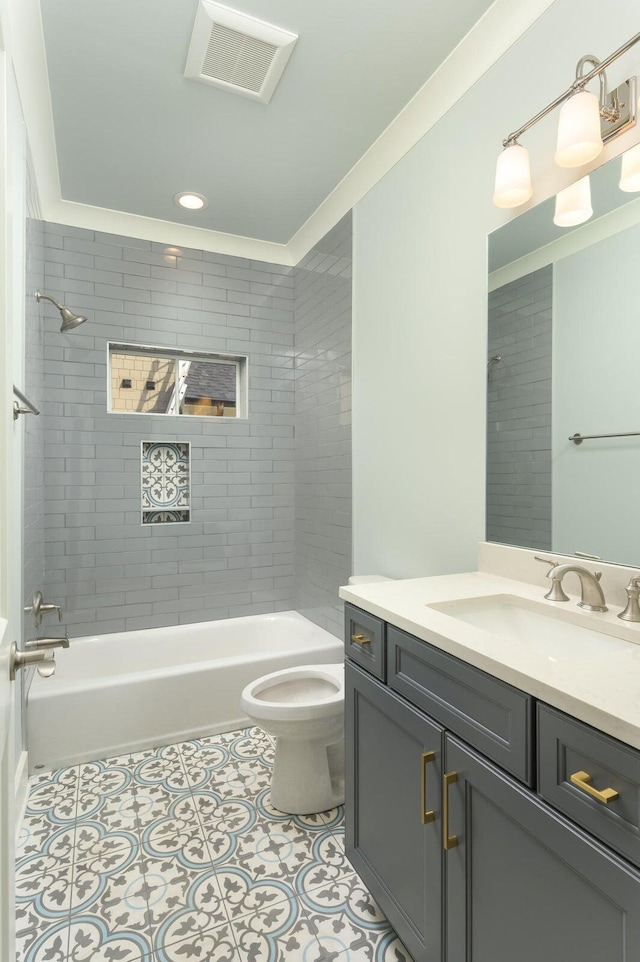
[535,557,608,612]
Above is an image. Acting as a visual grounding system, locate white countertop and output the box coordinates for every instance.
[339,572,640,751]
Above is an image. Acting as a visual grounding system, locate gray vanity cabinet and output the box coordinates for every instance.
[344,605,640,962]
[445,735,640,962]
[345,662,444,962]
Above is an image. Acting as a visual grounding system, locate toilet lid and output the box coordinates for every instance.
[256,675,339,705]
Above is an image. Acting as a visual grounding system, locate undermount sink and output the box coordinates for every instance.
[428,595,640,663]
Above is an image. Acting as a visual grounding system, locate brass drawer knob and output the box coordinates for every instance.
[351,633,372,645]
[570,770,619,804]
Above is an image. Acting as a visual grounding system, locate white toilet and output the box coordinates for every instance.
[240,575,393,815]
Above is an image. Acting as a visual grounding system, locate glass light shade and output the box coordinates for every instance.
[492,144,533,208]
[619,143,640,192]
[553,176,593,227]
[554,90,603,168]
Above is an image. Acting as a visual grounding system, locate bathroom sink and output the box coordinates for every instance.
[429,595,640,663]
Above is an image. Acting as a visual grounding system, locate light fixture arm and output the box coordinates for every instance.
[502,29,640,147]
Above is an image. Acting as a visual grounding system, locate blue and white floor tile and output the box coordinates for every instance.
[16,726,414,962]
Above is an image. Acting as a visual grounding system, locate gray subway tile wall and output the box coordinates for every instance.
[487,265,552,551]
[294,214,352,637]
[41,219,352,638]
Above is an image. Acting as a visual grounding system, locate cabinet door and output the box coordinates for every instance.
[445,734,640,962]
[345,662,444,962]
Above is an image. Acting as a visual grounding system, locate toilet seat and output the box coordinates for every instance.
[241,663,344,722]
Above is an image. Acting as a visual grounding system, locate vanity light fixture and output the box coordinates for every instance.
[619,141,640,191]
[553,176,593,227]
[174,191,208,210]
[493,31,640,210]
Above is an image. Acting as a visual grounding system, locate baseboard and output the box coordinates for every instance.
[14,750,29,844]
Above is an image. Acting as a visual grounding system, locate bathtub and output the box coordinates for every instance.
[27,610,343,772]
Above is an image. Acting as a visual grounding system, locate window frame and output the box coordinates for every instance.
[107,341,248,419]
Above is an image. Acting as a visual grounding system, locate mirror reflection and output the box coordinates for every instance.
[487,148,640,567]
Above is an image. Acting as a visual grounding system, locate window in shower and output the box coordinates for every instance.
[108,343,248,418]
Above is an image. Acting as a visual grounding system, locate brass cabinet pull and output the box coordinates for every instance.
[570,770,619,804]
[421,751,436,824]
[443,771,459,850]
[351,633,371,645]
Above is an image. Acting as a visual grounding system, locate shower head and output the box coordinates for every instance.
[36,291,87,333]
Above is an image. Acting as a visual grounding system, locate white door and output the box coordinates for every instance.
[0,622,15,962]
[0,33,18,962]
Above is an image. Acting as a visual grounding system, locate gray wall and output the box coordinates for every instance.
[41,220,352,638]
[486,265,552,551]
[42,224,296,636]
[294,214,352,637]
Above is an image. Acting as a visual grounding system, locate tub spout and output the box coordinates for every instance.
[24,633,70,651]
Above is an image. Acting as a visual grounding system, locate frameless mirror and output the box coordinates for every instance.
[109,344,247,418]
[487,147,640,567]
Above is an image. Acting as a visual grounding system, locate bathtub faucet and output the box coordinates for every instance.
[24,632,70,651]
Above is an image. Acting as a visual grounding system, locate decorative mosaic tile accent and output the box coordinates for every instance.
[16,727,415,962]
[141,441,190,524]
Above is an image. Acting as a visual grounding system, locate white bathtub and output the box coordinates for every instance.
[27,611,344,772]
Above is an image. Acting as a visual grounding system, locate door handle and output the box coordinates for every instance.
[421,751,436,824]
[443,771,458,850]
[351,633,371,645]
[570,770,619,804]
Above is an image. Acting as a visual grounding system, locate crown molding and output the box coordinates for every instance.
[10,0,556,265]
[47,199,294,265]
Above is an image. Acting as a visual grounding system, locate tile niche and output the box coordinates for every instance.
[141,441,190,524]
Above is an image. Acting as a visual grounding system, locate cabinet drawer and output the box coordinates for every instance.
[344,604,386,681]
[387,625,533,784]
[538,704,640,869]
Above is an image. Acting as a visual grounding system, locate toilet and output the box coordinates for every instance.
[240,575,393,815]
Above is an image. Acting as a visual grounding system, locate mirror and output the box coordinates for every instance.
[487,148,640,567]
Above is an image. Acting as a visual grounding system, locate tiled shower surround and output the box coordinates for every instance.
[486,265,552,552]
[41,217,352,637]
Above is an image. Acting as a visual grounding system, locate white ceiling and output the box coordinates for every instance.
[39,0,497,245]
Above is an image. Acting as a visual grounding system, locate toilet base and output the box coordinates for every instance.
[270,734,345,815]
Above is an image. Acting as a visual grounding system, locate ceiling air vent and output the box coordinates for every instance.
[184,1,298,104]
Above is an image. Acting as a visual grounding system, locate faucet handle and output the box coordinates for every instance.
[534,556,557,574]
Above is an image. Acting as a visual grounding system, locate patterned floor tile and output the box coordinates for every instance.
[154,917,238,962]
[201,757,274,800]
[232,899,323,962]
[304,876,414,962]
[16,822,76,876]
[142,856,226,934]
[78,760,134,797]
[66,916,153,961]
[17,917,71,962]
[74,821,139,868]
[17,727,405,962]
[16,862,74,922]
[141,816,212,869]
[70,853,147,915]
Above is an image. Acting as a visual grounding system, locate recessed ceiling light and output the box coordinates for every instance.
[174,191,208,210]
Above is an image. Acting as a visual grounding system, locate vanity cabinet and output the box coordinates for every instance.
[344,606,640,962]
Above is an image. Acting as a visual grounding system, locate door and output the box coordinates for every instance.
[444,734,640,962]
[345,662,444,962]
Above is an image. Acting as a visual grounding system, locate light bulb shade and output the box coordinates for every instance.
[553,176,593,227]
[619,143,640,192]
[492,144,533,208]
[554,90,603,168]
